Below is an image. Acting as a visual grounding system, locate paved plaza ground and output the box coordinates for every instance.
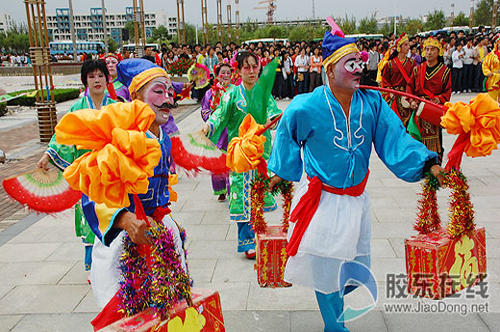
[0,86,499,331]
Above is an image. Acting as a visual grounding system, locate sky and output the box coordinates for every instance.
[7,0,470,26]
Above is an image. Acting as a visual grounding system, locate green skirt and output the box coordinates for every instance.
[229,170,277,222]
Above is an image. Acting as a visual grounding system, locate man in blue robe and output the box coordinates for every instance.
[268,19,445,332]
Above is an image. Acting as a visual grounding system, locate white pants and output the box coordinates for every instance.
[284,177,372,294]
[90,214,187,308]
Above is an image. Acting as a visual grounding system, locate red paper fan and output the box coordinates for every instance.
[2,168,82,213]
[170,131,229,174]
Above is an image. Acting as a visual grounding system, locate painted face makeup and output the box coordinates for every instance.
[87,69,107,96]
[333,53,363,91]
[143,77,175,125]
[218,66,232,84]
[105,57,118,78]
[240,57,260,87]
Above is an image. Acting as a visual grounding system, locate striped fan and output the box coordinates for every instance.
[2,168,82,213]
[170,131,229,174]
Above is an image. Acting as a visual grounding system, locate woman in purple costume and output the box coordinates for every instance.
[200,63,232,201]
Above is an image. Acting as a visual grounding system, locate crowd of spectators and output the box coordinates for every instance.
[3,26,498,99]
[0,53,31,66]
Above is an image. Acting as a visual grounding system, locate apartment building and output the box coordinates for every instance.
[45,7,177,43]
[0,13,15,34]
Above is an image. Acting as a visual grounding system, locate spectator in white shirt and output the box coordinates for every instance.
[294,48,309,94]
[462,37,475,93]
[452,42,464,94]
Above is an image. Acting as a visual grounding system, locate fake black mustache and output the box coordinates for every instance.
[153,102,177,110]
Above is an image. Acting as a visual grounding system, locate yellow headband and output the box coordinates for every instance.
[129,67,170,95]
[396,34,409,52]
[423,37,444,56]
[323,43,360,69]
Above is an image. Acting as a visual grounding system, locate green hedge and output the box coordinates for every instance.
[6,88,81,107]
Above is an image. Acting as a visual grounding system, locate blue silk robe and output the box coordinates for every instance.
[268,86,438,187]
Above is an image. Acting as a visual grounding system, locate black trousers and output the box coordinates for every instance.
[452,68,463,92]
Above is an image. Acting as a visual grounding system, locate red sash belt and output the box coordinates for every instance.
[286,171,370,257]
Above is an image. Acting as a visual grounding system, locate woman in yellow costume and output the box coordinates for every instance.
[482,38,500,103]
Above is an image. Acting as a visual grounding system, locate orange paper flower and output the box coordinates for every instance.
[55,100,161,208]
[226,114,266,173]
[442,93,500,158]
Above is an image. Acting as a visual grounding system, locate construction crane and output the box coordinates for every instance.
[254,0,277,24]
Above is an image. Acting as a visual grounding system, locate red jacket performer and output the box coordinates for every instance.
[407,37,452,163]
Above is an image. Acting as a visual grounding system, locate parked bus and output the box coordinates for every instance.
[122,43,160,53]
[244,38,289,45]
[49,41,105,55]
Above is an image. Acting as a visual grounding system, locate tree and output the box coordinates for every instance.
[403,19,424,36]
[358,14,378,34]
[474,0,493,26]
[124,21,136,42]
[378,22,391,37]
[425,10,446,30]
[453,12,469,27]
[107,37,118,53]
[337,15,356,34]
[151,25,169,41]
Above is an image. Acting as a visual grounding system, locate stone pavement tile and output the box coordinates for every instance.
[247,282,318,311]
[371,223,414,239]
[486,239,500,258]
[370,197,399,208]
[28,213,73,228]
[73,289,100,313]
[0,285,13,299]
[371,258,406,283]
[372,207,414,224]
[0,315,24,332]
[57,261,89,285]
[471,196,500,210]
[345,310,388,332]
[188,258,217,283]
[289,310,324,332]
[173,211,205,225]
[201,210,231,225]
[223,310,290,332]
[387,238,406,258]
[485,222,500,239]
[10,313,97,332]
[380,177,413,188]
[0,285,89,314]
[7,223,76,244]
[187,240,238,260]
[371,239,397,258]
[474,209,500,223]
[183,224,230,241]
[480,312,500,331]
[0,261,75,286]
[212,256,256,283]
[383,312,490,332]
[45,242,83,261]
[194,282,250,310]
[169,200,187,213]
[0,243,61,262]
[226,224,238,240]
[180,195,226,212]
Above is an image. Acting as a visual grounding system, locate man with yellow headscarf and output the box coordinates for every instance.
[482,37,500,103]
[379,33,416,127]
[267,19,445,332]
[407,37,452,163]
